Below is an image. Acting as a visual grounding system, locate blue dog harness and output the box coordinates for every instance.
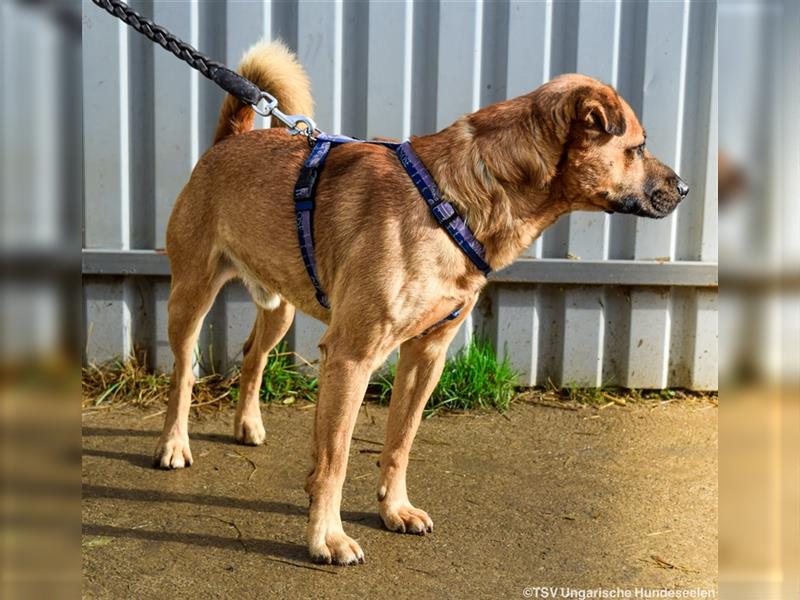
[293,132,491,332]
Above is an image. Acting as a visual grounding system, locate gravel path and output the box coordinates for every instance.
[82,399,717,599]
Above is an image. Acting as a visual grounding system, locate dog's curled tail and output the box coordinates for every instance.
[212,40,314,144]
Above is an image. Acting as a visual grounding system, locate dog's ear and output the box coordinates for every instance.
[576,86,627,137]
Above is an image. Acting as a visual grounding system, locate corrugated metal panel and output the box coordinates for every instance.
[80,0,718,390]
[717,0,798,385]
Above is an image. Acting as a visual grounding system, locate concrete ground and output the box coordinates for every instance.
[82,398,717,599]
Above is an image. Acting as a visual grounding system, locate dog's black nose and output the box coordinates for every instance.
[676,177,689,198]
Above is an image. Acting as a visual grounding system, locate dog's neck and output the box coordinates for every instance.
[411,95,571,270]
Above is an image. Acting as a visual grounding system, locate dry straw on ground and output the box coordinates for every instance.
[82,351,715,417]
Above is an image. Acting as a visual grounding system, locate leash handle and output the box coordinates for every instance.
[91,0,316,136]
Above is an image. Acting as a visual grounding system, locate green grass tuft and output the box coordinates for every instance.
[241,342,319,405]
[374,338,518,417]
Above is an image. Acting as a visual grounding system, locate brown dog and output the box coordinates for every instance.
[154,41,688,565]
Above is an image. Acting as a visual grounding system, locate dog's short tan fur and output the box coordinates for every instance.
[155,41,686,565]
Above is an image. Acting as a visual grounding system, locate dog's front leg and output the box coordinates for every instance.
[377,310,471,534]
[305,328,388,565]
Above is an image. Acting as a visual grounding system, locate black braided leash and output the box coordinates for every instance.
[91,0,263,107]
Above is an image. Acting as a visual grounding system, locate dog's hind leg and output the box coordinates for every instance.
[153,264,232,469]
[377,300,476,535]
[234,301,295,445]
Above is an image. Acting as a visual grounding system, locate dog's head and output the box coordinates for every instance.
[533,74,688,219]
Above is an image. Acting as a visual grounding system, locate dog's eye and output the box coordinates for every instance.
[627,143,645,159]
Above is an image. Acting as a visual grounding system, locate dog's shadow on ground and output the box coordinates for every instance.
[82,447,154,468]
[82,522,313,565]
[82,483,384,530]
[82,426,385,564]
[82,425,230,443]
[82,426,244,468]
[82,426,237,469]
[82,482,307,516]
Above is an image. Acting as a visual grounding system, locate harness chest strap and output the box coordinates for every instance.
[293,139,336,308]
[292,133,491,327]
[394,142,492,276]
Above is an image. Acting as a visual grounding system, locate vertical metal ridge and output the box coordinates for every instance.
[479,0,509,107]
[495,285,539,386]
[118,19,131,250]
[435,0,484,128]
[119,9,134,366]
[683,0,718,389]
[34,20,60,243]
[271,0,298,51]
[668,0,691,262]
[260,0,272,133]
[262,0,272,42]
[471,0,483,112]
[700,14,718,264]
[332,0,344,133]
[542,0,553,82]
[538,286,566,386]
[199,0,226,147]
[672,0,691,171]
[611,0,622,88]
[128,0,155,250]
[548,0,578,77]
[410,0,439,136]
[402,0,414,139]
[0,3,8,241]
[661,0,693,387]
[367,0,412,139]
[603,0,623,259]
[224,0,271,130]
[127,0,154,366]
[676,0,716,263]
[341,0,369,138]
[297,0,343,132]
[189,0,200,166]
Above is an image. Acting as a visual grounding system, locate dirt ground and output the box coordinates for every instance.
[82,398,717,599]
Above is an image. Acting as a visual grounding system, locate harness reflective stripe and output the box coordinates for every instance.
[293,133,490,326]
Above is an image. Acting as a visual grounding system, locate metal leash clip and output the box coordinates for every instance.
[253,91,318,140]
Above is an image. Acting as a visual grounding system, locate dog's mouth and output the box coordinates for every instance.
[606,193,677,219]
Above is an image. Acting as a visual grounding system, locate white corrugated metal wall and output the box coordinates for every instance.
[80,0,718,390]
[718,0,799,385]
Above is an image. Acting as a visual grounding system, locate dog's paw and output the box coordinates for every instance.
[153,436,193,469]
[234,414,266,446]
[380,504,433,535]
[309,531,365,566]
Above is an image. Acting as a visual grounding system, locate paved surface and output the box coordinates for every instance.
[82,399,717,599]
